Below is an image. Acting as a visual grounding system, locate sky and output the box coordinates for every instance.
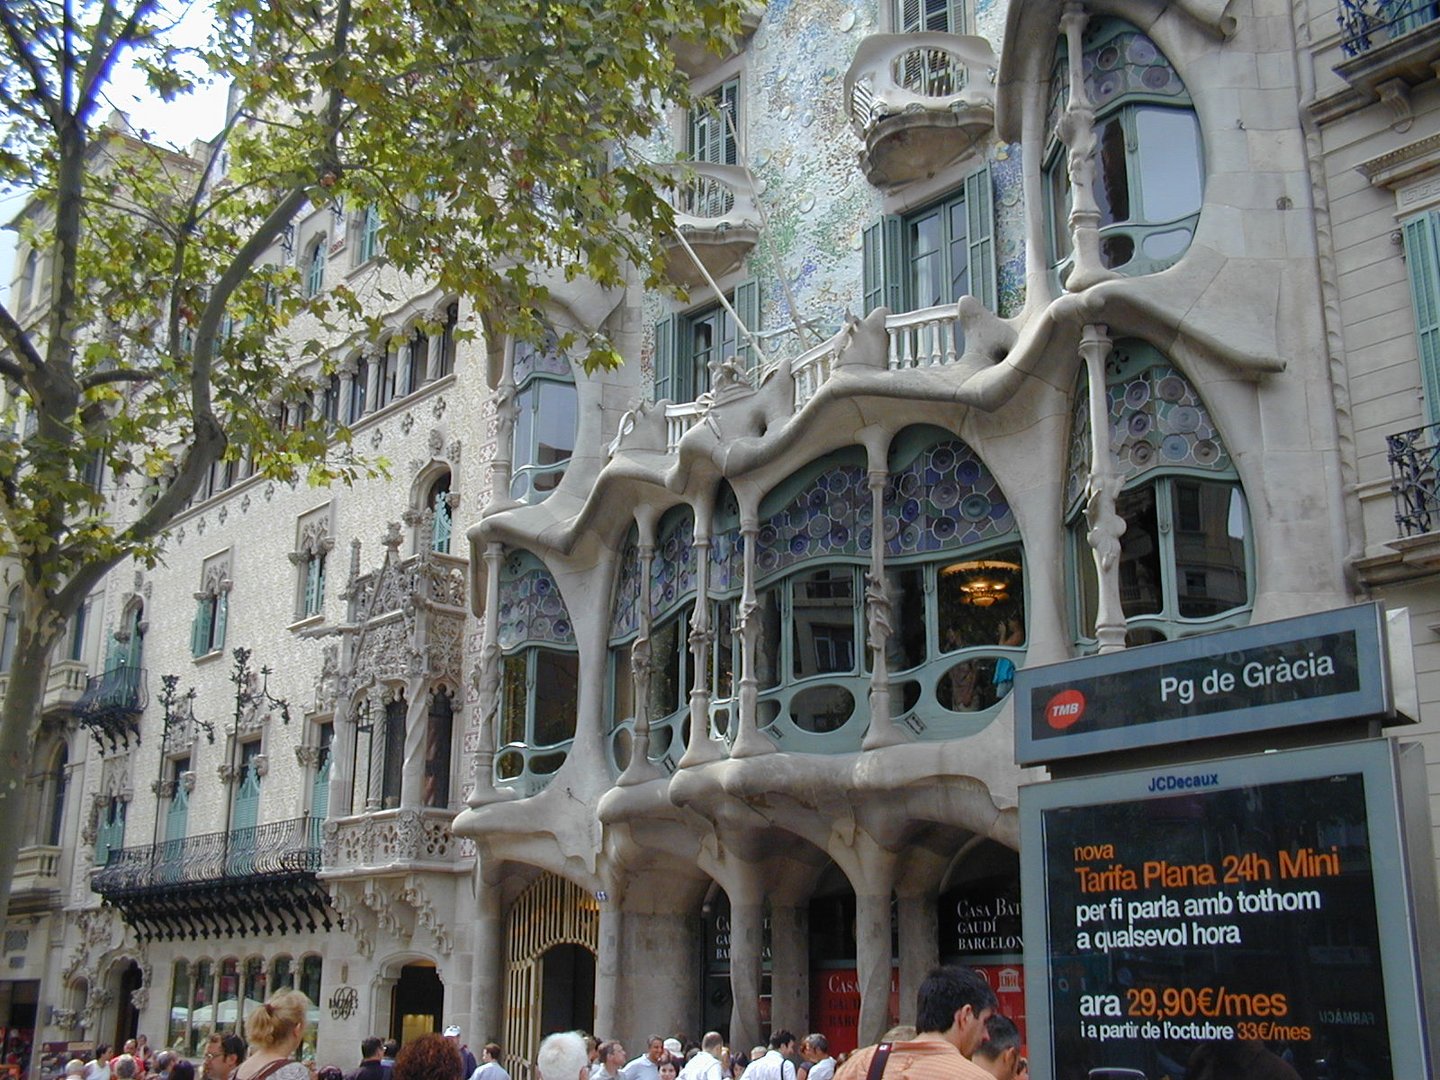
[0,2,228,304]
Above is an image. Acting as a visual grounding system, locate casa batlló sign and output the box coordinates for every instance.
[1014,603,1401,766]
[1020,741,1436,1080]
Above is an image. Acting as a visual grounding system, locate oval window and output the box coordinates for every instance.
[496,750,524,780]
[612,728,633,771]
[790,685,855,733]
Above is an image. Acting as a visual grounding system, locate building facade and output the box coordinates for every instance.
[7,0,1440,1075]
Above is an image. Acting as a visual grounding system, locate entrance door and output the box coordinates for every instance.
[539,944,595,1036]
[504,873,599,1068]
[114,962,141,1049]
[391,963,443,1046]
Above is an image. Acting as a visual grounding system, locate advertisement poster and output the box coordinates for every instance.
[1023,745,1433,1080]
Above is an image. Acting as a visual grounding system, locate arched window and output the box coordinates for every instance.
[0,585,18,673]
[1044,19,1202,279]
[427,471,453,554]
[349,353,370,421]
[436,303,458,378]
[510,332,576,503]
[305,238,327,298]
[605,437,1026,762]
[359,205,382,263]
[406,327,430,393]
[94,794,126,865]
[168,961,191,1052]
[375,338,397,409]
[381,694,406,809]
[191,556,231,659]
[424,688,453,808]
[496,552,578,794]
[1066,340,1251,645]
[46,745,68,846]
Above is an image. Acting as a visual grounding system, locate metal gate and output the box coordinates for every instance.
[504,872,599,1079]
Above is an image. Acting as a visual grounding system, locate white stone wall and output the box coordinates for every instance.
[1304,0,1440,882]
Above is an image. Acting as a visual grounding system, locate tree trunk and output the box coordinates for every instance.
[0,617,58,912]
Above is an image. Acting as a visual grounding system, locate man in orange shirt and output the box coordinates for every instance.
[836,967,997,1080]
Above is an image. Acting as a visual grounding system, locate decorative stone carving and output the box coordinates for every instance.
[180,770,196,793]
[428,428,445,456]
[295,745,324,768]
[399,874,453,955]
[251,753,269,777]
[151,779,177,799]
[218,763,240,783]
[315,643,340,714]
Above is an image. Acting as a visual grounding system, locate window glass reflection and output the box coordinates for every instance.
[937,547,1026,652]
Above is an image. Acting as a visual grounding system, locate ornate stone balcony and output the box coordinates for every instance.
[319,809,470,960]
[671,3,764,78]
[44,659,91,712]
[7,844,62,914]
[844,32,997,189]
[658,163,762,290]
[91,816,332,941]
[320,807,466,876]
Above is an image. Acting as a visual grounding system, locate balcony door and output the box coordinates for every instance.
[229,741,262,875]
[309,724,332,849]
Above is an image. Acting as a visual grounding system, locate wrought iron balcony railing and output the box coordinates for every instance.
[1339,0,1440,56]
[95,816,320,894]
[93,816,331,941]
[1387,422,1440,537]
[74,665,147,749]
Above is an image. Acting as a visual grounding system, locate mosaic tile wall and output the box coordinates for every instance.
[498,554,576,648]
[1065,352,1234,516]
[641,0,1027,390]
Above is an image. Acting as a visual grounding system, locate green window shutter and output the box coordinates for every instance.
[1403,212,1440,425]
[653,316,675,403]
[965,164,996,312]
[863,217,904,315]
[191,598,210,658]
[734,279,760,372]
[213,592,228,650]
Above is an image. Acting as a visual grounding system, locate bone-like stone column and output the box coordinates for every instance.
[1079,324,1127,652]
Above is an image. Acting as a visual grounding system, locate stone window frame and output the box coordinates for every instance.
[290,504,336,626]
[190,550,232,661]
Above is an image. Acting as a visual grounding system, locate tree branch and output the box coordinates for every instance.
[0,2,61,123]
[76,367,156,390]
[0,301,45,377]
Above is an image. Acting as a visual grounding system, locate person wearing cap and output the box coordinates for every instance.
[444,1028,478,1078]
[621,1038,665,1080]
[661,1043,684,1072]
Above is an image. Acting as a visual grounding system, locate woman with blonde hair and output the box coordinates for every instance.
[238,991,312,1080]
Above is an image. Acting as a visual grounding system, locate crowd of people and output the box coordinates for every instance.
[532,968,1021,1080]
[58,966,1021,1080]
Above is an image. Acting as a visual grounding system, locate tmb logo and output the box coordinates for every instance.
[1044,688,1086,730]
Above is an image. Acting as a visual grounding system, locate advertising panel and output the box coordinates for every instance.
[1020,741,1434,1080]
[1013,604,1399,766]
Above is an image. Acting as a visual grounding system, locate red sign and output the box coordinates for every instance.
[808,969,899,1056]
[973,963,1027,1059]
[1044,689,1086,730]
